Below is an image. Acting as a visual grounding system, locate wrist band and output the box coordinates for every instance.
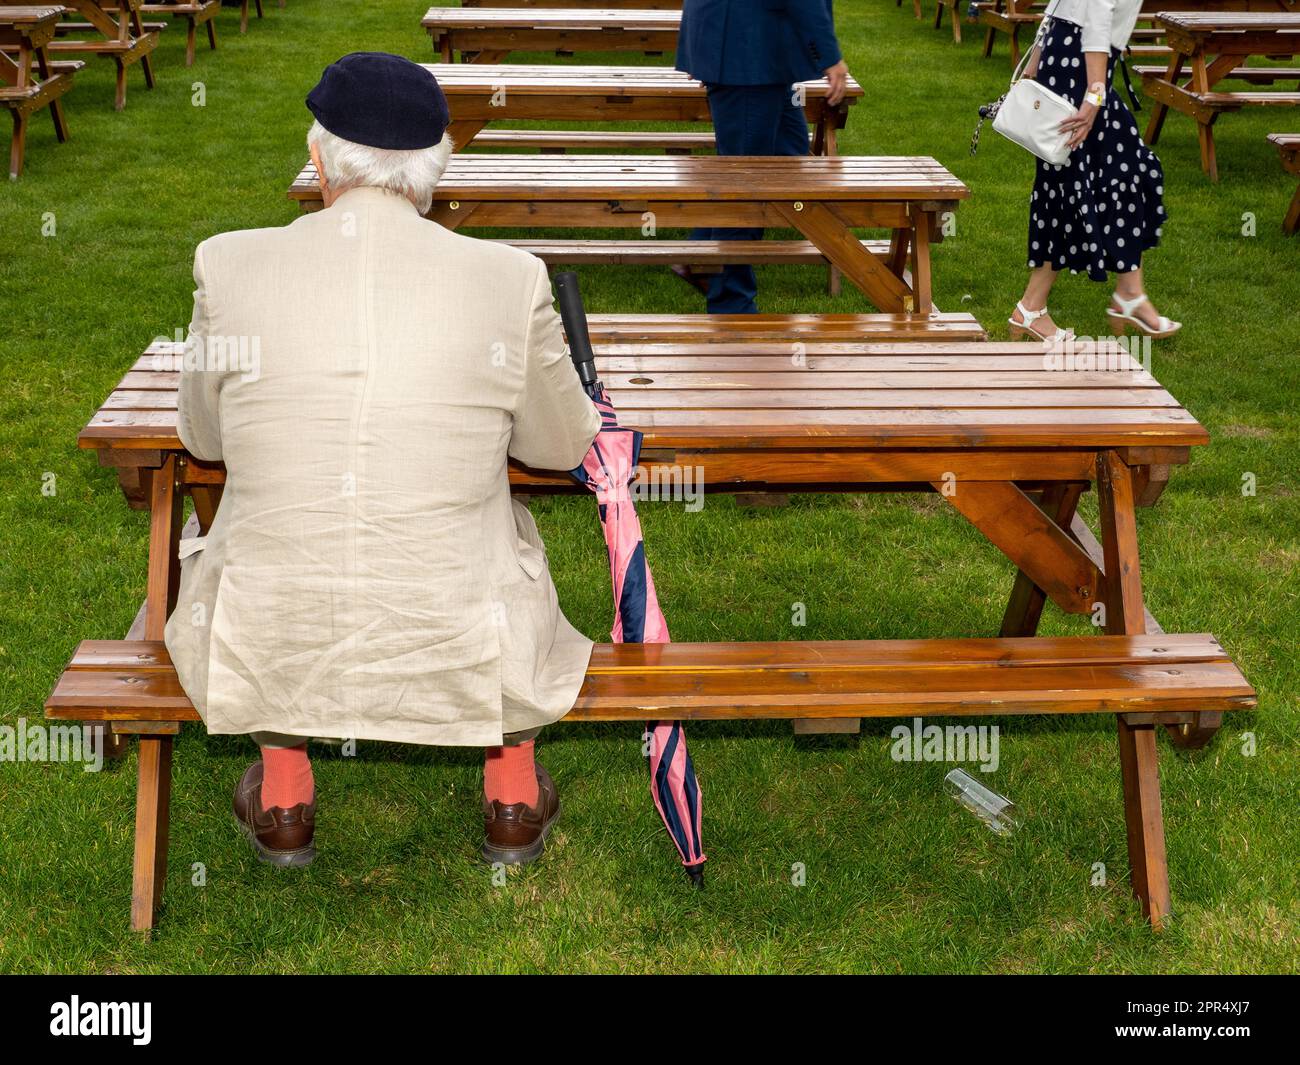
[1084,89,1106,108]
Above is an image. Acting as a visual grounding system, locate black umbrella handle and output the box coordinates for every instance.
[553,271,599,390]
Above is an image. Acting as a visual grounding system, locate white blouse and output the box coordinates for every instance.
[1042,0,1143,53]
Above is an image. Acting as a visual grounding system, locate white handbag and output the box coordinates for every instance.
[978,19,1079,166]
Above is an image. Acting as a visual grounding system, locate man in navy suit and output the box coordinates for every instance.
[676,0,850,314]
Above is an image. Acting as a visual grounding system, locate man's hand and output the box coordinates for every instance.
[1059,101,1098,151]
[823,60,849,106]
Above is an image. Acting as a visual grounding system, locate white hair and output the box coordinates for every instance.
[307,120,454,214]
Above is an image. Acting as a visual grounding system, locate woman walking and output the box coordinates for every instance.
[1009,0,1181,343]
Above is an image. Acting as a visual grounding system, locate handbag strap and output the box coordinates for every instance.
[1119,50,1142,112]
[1010,15,1052,85]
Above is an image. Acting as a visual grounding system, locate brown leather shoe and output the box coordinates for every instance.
[669,264,711,296]
[232,761,317,868]
[481,763,560,866]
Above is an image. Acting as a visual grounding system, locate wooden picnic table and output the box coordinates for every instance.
[0,0,157,108]
[425,63,861,157]
[0,5,72,177]
[1143,12,1300,180]
[288,155,970,315]
[973,0,1299,65]
[423,6,681,62]
[65,330,1246,931]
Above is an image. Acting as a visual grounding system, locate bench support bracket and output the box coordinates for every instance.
[936,480,1099,615]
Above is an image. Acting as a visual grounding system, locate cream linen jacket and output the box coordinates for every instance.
[163,186,602,746]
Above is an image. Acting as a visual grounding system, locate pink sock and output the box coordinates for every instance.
[483,740,539,807]
[260,744,314,809]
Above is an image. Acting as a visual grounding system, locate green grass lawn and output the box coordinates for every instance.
[1,0,1296,973]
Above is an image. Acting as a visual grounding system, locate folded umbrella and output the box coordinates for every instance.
[555,272,706,887]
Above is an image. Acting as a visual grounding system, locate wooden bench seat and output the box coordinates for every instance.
[56,18,167,31]
[1129,44,1173,58]
[48,634,1254,724]
[45,29,157,110]
[475,129,717,154]
[1,49,86,72]
[1195,90,1300,109]
[47,33,156,50]
[501,236,888,267]
[582,312,987,342]
[1269,131,1300,233]
[45,632,1254,929]
[1135,64,1300,85]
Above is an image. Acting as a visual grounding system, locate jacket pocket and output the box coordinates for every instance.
[178,536,207,560]
[515,539,545,580]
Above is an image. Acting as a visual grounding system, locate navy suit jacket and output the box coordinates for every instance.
[676,0,842,86]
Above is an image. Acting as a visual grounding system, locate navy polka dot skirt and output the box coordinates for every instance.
[1027,18,1166,281]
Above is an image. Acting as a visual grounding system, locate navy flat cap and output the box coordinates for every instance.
[307,52,450,150]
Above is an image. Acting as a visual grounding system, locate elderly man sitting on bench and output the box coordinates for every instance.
[164,52,600,870]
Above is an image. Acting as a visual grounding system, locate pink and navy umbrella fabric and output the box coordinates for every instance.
[570,389,706,883]
[555,273,706,886]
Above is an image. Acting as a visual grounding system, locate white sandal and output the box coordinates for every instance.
[1107,292,1181,339]
[1008,301,1072,344]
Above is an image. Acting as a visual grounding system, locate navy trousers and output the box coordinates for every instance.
[692,84,810,314]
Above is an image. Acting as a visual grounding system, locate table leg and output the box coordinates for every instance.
[191,483,223,534]
[1196,120,1219,183]
[9,109,26,179]
[145,454,183,640]
[908,206,933,314]
[887,229,910,278]
[130,734,173,933]
[126,454,185,932]
[446,119,488,151]
[1145,52,1184,144]
[1284,184,1300,236]
[114,58,127,111]
[1097,449,1171,929]
[33,46,68,142]
[1189,53,1230,183]
[809,113,841,294]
